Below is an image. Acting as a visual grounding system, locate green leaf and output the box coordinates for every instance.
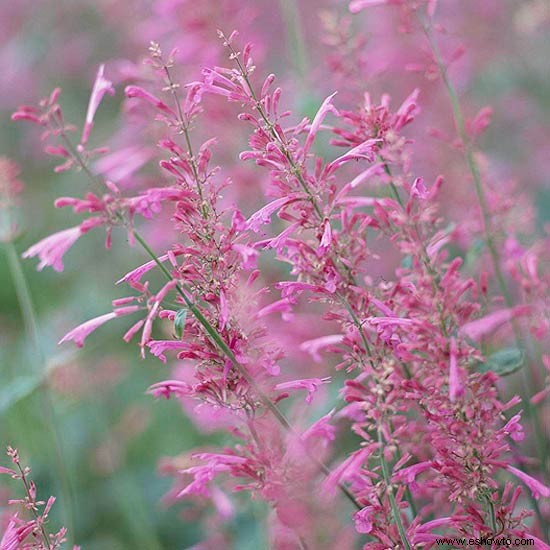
[478,347,524,376]
[0,375,43,413]
[174,308,188,339]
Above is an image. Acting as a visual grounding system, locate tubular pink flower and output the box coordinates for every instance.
[319,221,332,254]
[245,194,304,232]
[395,88,420,130]
[232,244,258,269]
[326,139,379,173]
[322,447,372,496]
[124,85,173,114]
[275,377,331,404]
[349,0,392,13]
[58,312,117,348]
[505,466,550,500]
[81,64,115,145]
[116,251,183,285]
[147,380,193,399]
[0,515,20,550]
[22,226,82,272]
[460,306,531,341]
[392,460,433,483]
[300,334,344,363]
[412,517,454,544]
[303,92,338,156]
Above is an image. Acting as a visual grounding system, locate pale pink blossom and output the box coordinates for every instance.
[299,334,344,363]
[392,460,433,483]
[349,0,391,13]
[275,377,331,404]
[303,92,338,156]
[0,515,20,550]
[58,312,117,348]
[22,226,82,272]
[506,466,550,500]
[81,64,115,144]
[460,306,531,341]
[147,380,194,399]
[245,194,304,232]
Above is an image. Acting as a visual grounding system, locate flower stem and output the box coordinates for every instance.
[4,241,75,543]
[418,14,548,476]
[377,428,411,550]
[132,230,362,511]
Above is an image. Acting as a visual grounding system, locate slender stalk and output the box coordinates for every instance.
[377,428,411,550]
[418,14,548,475]
[133,230,362,510]
[48,106,363,511]
[14,458,52,549]
[418,15,548,538]
[4,241,75,543]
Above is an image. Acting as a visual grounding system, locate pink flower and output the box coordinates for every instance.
[81,64,115,144]
[0,515,20,550]
[303,92,338,156]
[505,466,550,500]
[349,0,392,13]
[124,85,173,114]
[22,226,82,272]
[58,312,117,347]
[300,334,344,363]
[501,414,524,442]
[322,447,372,496]
[353,506,375,533]
[147,380,193,399]
[460,306,530,341]
[412,517,454,544]
[232,244,258,269]
[275,377,331,404]
[116,251,182,285]
[245,194,304,232]
[392,460,433,483]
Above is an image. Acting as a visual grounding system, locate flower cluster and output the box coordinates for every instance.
[0,448,77,550]
[7,1,550,548]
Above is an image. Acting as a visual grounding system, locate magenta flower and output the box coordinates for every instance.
[353,506,375,534]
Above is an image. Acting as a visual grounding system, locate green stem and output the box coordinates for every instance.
[49,107,362,512]
[132,230,362,511]
[377,428,411,550]
[4,241,75,543]
[419,13,549,534]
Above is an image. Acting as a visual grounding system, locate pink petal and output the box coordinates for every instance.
[506,465,550,500]
[58,312,117,348]
[81,64,115,144]
[461,306,530,341]
[22,226,82,272]
[303,92,338,155]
